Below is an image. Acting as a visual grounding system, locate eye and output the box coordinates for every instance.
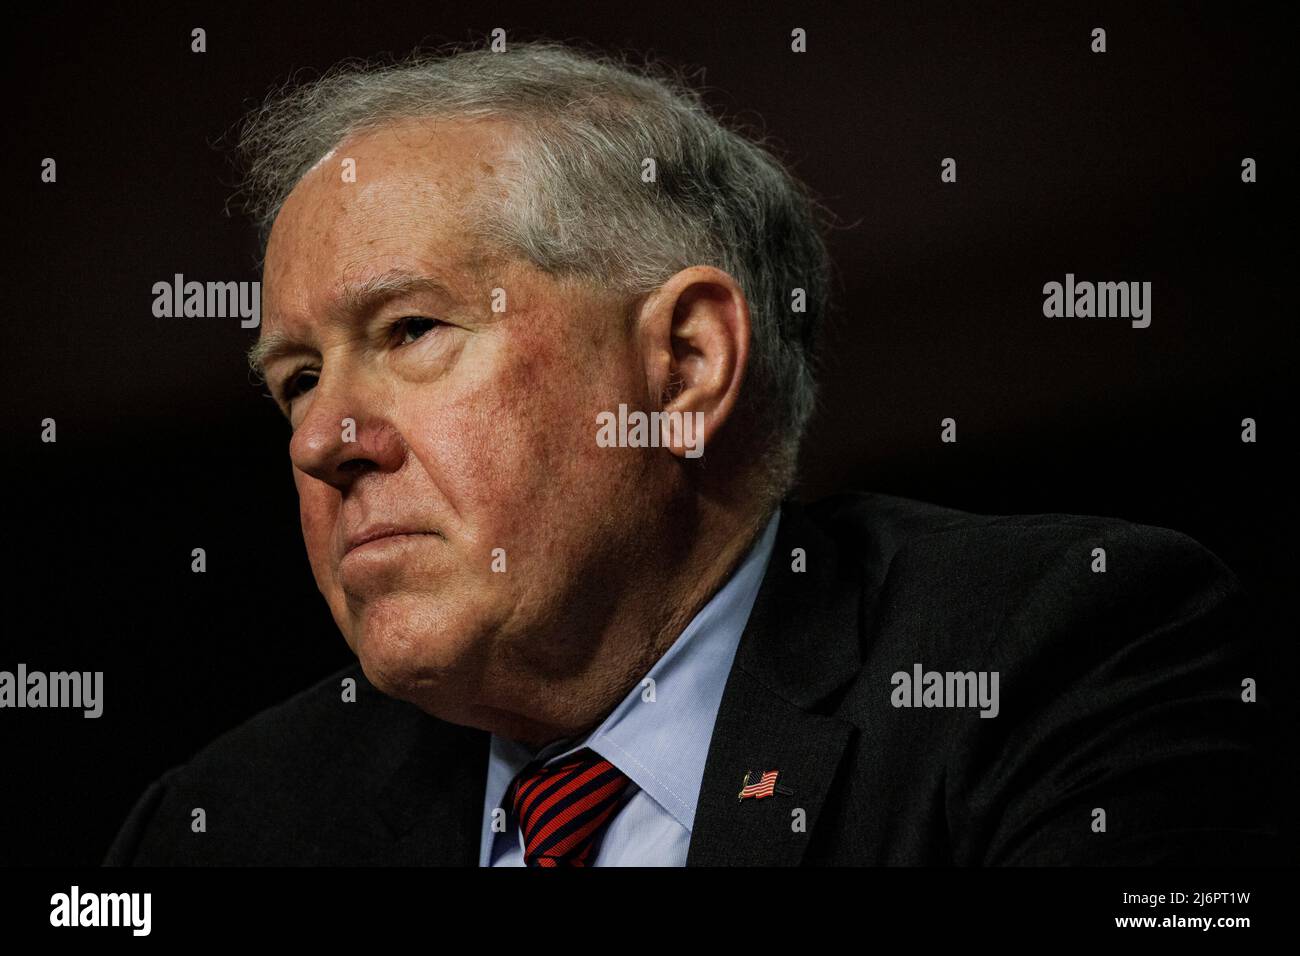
[394,316,443,345]
[280,368,318,403]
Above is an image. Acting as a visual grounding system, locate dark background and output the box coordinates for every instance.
[3,1,1294,865]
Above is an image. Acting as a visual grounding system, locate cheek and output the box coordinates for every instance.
[402,330,629,545]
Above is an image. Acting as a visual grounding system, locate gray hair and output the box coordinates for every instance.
[235,39,836,500]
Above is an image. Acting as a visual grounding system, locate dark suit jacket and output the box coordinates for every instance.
[103,492,1281,865]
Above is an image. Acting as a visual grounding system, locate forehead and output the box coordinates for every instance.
[262,116,516,309]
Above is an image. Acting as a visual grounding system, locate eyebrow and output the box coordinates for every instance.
[246,269,457,378]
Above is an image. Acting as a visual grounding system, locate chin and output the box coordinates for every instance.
[348,595,484,701]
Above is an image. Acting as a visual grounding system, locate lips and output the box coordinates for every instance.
[342,525,437,557]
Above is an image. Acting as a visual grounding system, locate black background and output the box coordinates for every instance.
[3,0,1294,865]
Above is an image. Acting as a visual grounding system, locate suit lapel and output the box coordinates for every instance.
[374,710,489,865]
[687,501,864,866]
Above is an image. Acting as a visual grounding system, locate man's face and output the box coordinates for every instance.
[258,117,663,728]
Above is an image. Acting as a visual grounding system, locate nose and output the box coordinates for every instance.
[288,369,406,492]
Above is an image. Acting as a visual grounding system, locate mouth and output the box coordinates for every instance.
[343,526,439,557]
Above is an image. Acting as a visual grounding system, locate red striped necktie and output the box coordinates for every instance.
[508,748,632,867]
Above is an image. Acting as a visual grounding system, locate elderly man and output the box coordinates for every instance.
[104,41,1275,866]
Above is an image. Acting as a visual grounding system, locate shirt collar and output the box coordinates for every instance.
[482,511,781,837]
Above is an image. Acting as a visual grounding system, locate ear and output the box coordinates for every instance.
[635,266,750,460]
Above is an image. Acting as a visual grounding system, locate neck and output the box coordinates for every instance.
[482,499,773,749]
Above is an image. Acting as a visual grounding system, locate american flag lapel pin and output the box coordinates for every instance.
[738,769,794,801]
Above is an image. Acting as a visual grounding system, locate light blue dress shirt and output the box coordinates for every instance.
[479,510,781,866]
